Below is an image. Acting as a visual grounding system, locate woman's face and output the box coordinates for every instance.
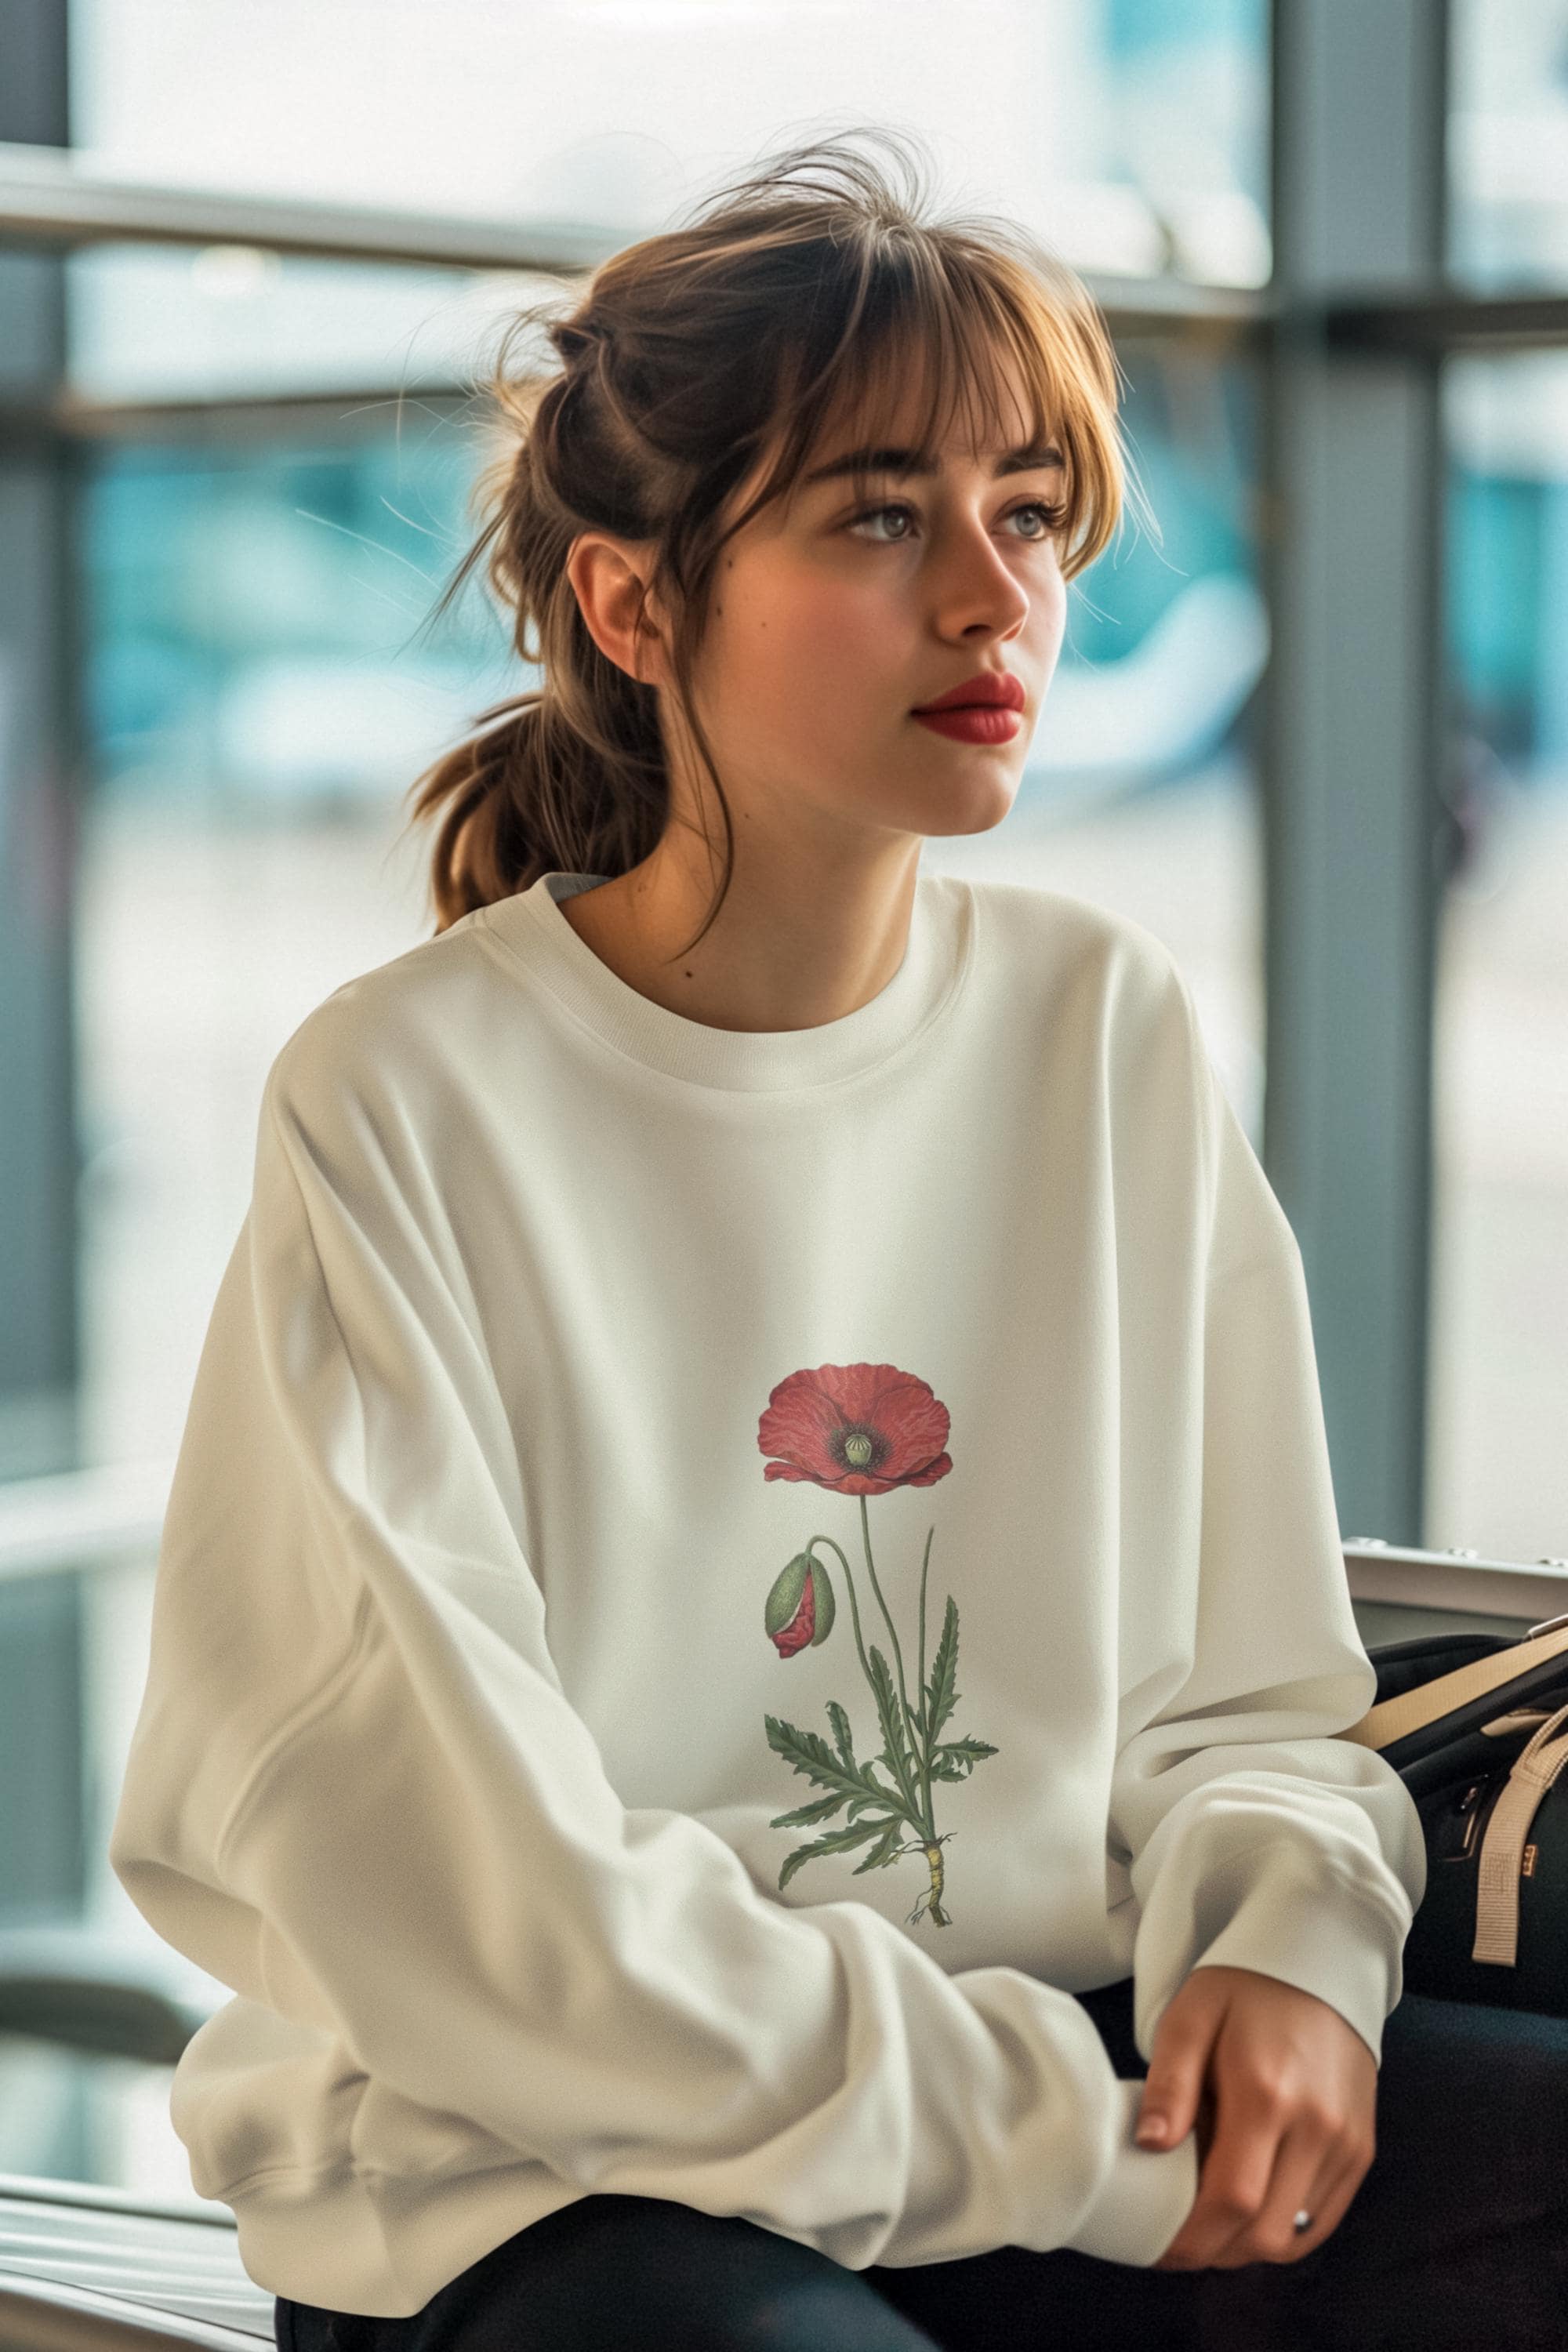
[667,349,1070,856]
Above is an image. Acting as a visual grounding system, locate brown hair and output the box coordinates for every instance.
[401,124,1145,954]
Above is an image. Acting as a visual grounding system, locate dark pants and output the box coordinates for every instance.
[274,1976,1568,2352]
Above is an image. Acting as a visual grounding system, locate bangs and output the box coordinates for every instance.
[724,233,1130,583]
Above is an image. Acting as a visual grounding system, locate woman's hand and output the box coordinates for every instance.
[1136,1962,1377,2270]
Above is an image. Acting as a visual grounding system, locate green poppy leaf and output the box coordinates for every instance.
[777,1813,891,1889]
[866,1647,918,1792]
[924,1596,961,1744]
[768,1788,848,1828]
[851,1816,910,1875]
[765,1714,916,1820]
[929,1735,1000,1780]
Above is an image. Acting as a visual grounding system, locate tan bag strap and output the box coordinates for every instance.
[1336,1621,1568,1753]
[1472,1703,1568,1966]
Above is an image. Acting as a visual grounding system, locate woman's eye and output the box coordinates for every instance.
[847,499,1065,544]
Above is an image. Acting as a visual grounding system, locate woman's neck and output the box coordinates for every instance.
[557,840,920,1035]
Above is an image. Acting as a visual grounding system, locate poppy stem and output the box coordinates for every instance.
[811,1533,924,1828]
[859,1495,929,1835]
[915,1523,935,1820]
[808,1535,877,1690]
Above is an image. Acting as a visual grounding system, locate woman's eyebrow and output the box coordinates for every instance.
[801,442,1065,486]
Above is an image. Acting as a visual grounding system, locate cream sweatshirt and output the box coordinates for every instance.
[108,867,1426,2315]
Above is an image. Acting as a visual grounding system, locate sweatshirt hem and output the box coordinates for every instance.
[230,2161,586,2318]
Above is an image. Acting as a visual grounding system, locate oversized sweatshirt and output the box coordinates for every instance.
[108,866,1427,2316]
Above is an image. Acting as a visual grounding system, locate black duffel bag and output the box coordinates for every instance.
[1338,1611,1568,2016]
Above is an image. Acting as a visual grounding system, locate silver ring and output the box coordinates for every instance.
[1293,2209,1313,2233]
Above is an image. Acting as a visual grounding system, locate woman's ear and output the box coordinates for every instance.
[566,532,670,691]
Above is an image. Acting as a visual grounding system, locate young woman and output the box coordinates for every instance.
[110,129,1568,2352]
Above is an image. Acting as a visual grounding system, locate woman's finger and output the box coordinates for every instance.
[1214,2121,1371,2268]
[1157,2083,1290,2269]
[1200,2114,1323,2269]
[1281,2133,1374,2262]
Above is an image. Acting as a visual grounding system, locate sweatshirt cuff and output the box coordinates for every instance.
[1058,2079,1200,2267]
[1141,1838,1406,2071]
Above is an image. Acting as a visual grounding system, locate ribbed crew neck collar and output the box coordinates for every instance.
[479,869,969,1094]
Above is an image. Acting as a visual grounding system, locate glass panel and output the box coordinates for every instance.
[1432,350,1568,1562]
[70,0,1269,288]
[1449,0,1568,290]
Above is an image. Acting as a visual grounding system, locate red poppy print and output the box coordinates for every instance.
[758,1361,953,1494]
[756,1362,997,1929]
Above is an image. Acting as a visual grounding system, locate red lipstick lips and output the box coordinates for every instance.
[910,669,1025,744]
[911,671,1026,714]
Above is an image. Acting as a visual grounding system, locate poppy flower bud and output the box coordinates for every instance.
[764,1551,836,1657]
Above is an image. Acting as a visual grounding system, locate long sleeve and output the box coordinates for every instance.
[1108,996,1428,2071]
[110,1033,1201,2278]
